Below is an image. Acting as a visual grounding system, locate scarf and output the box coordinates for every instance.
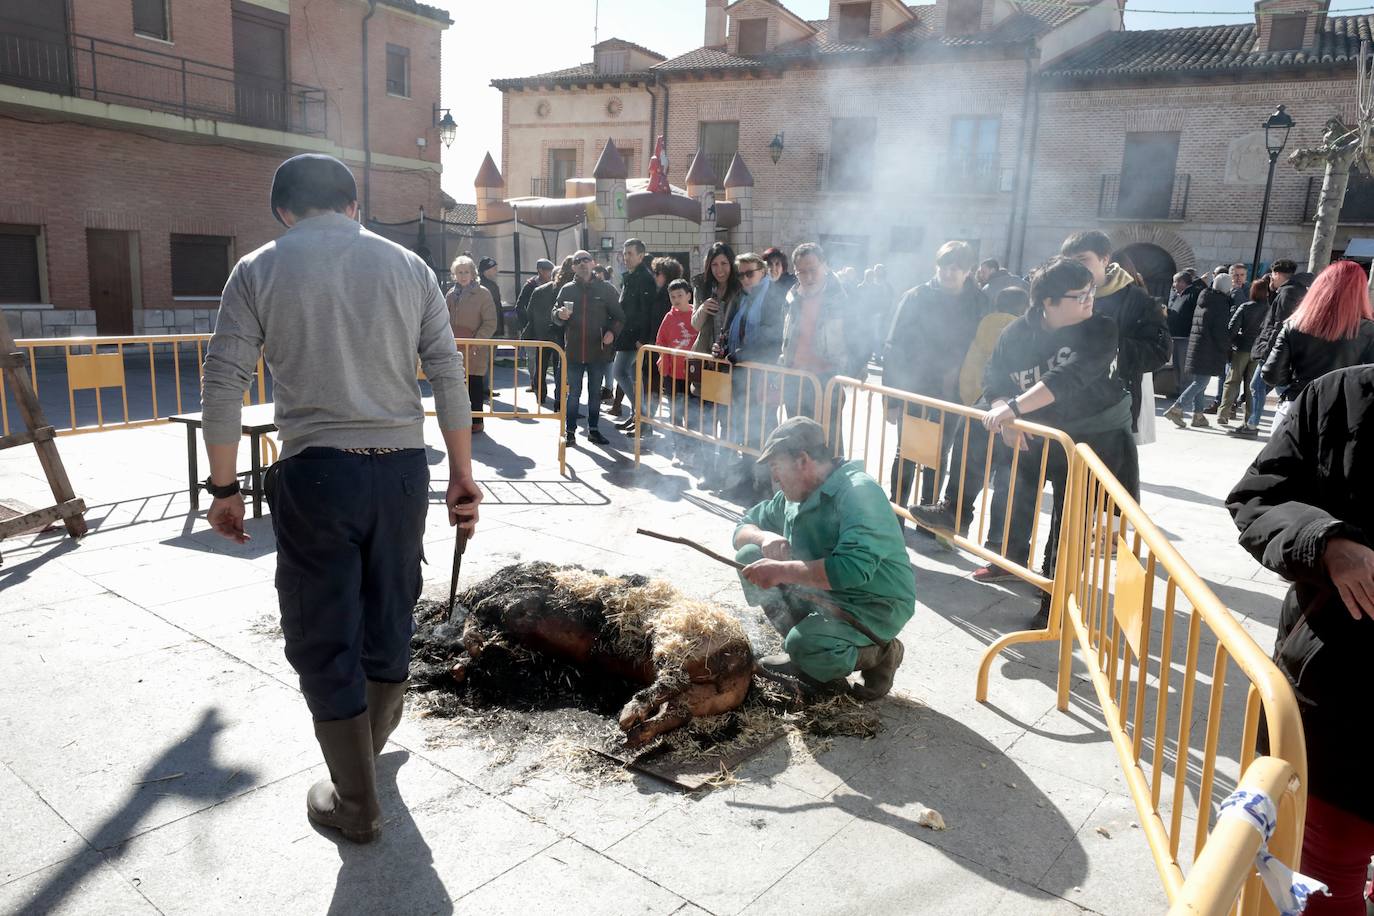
[728,275,771,355]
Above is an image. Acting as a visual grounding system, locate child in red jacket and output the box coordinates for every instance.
[655,279,699,461]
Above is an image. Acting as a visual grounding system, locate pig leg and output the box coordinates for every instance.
[623,699,693,748]
[452,623,490,682]
[618,677,687,735]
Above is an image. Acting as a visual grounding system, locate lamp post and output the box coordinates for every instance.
[1251,104,1295,279]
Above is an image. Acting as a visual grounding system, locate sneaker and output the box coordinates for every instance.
[1229,424,1259,439]
[586,429,609,445]
[565,430,576,446]
[608,403,624,418]
[1191,413,1210,429]
[908,500,969,537]
[972,563,1016,583]
[614,416,637,431]
[1217,408,1233,425]
[1163,405,1186,428]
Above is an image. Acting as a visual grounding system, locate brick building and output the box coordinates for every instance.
[492,0,1373,296]
[0,0,451,337]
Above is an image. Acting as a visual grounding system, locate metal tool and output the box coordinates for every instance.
[448,499,474,617]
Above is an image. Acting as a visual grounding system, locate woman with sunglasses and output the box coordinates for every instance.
[981,256,1139,627]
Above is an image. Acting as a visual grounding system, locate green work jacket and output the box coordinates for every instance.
[737,460,916,640]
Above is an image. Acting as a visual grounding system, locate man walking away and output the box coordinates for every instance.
[1061,231,1170,433]
[1167,270,1207,392]
[517,258,554,392]
[1232,258,1306,438]
[1218,277,1269,425]
[553,250,625,446]
[202,154,480,843]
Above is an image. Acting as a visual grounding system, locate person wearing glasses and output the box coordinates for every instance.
[981,257,1138,627]
[553,250,625,446]
[1060,231,1170,433]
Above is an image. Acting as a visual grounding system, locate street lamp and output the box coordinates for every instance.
[768,131,785,164]
[433,104,457,149]
[1251,104,1295,279]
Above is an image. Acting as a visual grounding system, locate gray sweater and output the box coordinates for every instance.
[201,213,469,458]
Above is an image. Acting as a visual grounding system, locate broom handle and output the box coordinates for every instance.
[634,528,888,648]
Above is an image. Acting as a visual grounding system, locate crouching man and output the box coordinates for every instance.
[732,417,915,699]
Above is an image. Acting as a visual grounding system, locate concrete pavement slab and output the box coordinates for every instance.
[0,762,88,884]
[0,849,159,916]
[453,837,686,915]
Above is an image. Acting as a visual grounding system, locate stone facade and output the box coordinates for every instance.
[1,0,450,339]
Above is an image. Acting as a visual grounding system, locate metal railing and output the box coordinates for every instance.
[978,443,1307,915]
[529,177,568,199]
[1099,173,1191,221]
[704,152,734,185]
[0,20,327,135]
[938,153,1002,193]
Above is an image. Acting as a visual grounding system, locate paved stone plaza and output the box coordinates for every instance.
[0,396,1292,916]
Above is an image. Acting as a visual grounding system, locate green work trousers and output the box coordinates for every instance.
[736,543,871,683]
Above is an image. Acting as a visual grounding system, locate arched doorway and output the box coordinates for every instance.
[1114,243,1177,302]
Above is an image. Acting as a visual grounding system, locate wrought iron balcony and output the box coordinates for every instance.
[1098,173,1190,221]
[938,153,1003,193]
[529,177,569,199]
[0,20,327,135]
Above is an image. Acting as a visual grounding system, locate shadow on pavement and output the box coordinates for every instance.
[17,708,258,916]
[324,751,452,915]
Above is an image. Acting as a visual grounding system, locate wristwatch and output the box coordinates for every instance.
[1007,398,1023,418]
[203,477,242,499]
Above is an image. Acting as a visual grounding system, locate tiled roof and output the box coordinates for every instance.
[653,1,1083,73]
[376,0,452,26]
[594,37,667,61]
[442,203,479,225]
[491,61,658,88]
[1044,15,1374,79]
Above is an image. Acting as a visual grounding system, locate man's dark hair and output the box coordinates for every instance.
[1030,257,1095,310]
[762,246,789,271]
[792,242,825,265]
[994,286,1030,316]
[935,240,975,269]
[1230,262,1247,271]
[1174,270,1193,283]
[623,238,646,256]
[1271,258,1298,274]
[1060,230,1112,258]
[980,258,1001,271]
[667,278,692,296]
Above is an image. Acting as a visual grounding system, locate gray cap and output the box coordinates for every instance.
[535,258,555,271]
[757,416,827,463]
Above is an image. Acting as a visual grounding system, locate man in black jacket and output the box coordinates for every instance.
[1232,258,1306,437]
[516,258,554,392]
[1227,366,1374,908]
[1060,231,1171,432]
[611,239,658,432]
[1167,270,1205,391]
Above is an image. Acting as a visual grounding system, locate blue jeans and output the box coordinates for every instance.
[566,360,606,432]
[1173,374,1213,416]
[265,448,428,721]
[612,349,639,407]
[1246,366,1269,428]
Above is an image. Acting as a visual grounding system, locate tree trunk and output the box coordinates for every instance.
[1308,152,1357,272]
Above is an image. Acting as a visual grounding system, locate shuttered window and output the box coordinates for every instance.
[736,19,767,55]
[0,225,42,304]
[133,0,170,40]
[170,235,232,297]
[838,3,871,41]
[386,44,410,97]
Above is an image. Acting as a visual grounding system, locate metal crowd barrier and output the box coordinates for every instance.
[6,333,567,474]
[977,442,1306,916]
[630,345,824,465]
[822,375,1077,596]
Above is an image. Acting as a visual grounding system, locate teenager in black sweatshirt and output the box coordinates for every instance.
[980,257,1140,626]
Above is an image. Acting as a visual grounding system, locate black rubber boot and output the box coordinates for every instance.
[307,711,382,843]
[850,638,904,701]
[365,679,407,757]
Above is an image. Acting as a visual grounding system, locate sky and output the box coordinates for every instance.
[435,0,1296,203]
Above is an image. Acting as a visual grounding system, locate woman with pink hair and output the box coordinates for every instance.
[1262,259,1374,429]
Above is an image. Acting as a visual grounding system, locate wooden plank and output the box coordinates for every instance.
[0,499,87,538]
[0,426,53,450]
[0,351,28,370]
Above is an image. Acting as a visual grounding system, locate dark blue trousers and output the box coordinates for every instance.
[265,447,429,722]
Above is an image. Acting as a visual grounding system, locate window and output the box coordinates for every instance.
[547,148,576,198]
[698,121,739,185]
[946,0,982,35]
[617,146,635,174]
[170,235,232,297]
[736,18,767,55]
[596,50,629,74]
[838,3,871,41]
[1116,131,1181,220]
[385,44,410,97]
[0,224,42,304]
[1269,14,1307,52]
[133,0,170,40]
[948,116,999,189]
[826,117,877,192]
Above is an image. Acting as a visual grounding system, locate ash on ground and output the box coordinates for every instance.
[407,566,892,785]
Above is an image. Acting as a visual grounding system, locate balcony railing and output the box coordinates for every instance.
[938,153,1002,193]
[0,20,327,136]
[530,177,569,199]
[1301,172,1374,224]
[1098,173,1190,221]
[704,151,733,186]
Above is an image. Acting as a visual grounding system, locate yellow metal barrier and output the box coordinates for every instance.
[978,442,1307,915]
[822,375,1078,598]
[630,345,824,465]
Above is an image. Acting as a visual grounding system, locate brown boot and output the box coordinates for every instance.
[307,711,382,843]
[850,639,905,701]
[366,679,407,757]
[1191,413,1210,429]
